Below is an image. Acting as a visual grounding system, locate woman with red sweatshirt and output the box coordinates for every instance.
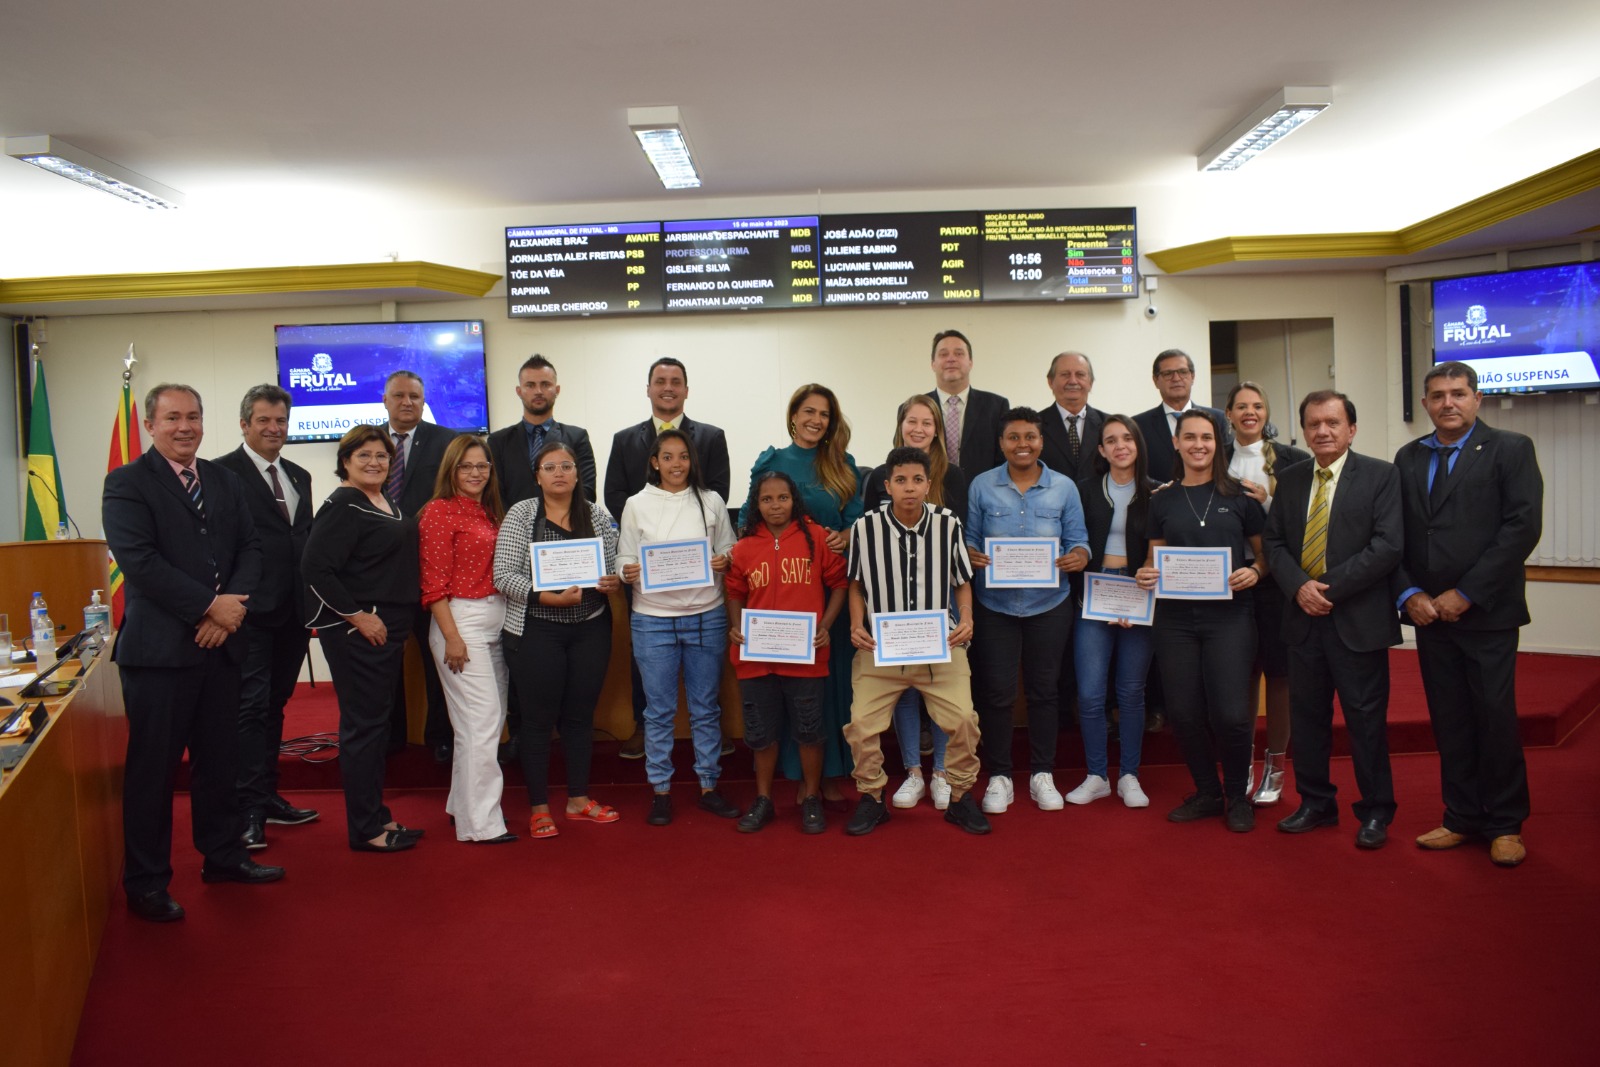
[725,470,848,834]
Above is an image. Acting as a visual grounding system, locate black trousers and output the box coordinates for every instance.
[120,651,247,897]
[388,603,450,748]
[1154,598,1256,800]
[1415,624,1530,837]
[236,614,311,816]
[1288,616,1396,824]
[323,603,412,844]
[971,597,1072,777]
[506,609,613,805]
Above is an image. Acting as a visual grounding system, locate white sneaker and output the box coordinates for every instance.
[892,772,926,809]
[1117,774,1150,809]
[981,776,1013,814]
[929,772,952,810]
[1029,772,1064,810]
[1065,775,1112,805]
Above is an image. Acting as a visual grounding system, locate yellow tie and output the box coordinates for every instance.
[1301,467,1333,579]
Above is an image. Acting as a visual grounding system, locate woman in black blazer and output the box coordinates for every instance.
[303,424,423,853]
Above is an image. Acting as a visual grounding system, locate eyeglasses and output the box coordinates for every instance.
[455,463,492,474]
[351,450,391,462]
[1156,369,1194,381]
[538,462,577,474]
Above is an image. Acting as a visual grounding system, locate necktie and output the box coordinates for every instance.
[1066,414,1081,462]
[1301,467,1333,579]
[267,463,291,523]
[944,395,962,465]
[387,432,408,505]
[180,467,204,515]
[528,424,547,469]
[1430,445,1458,510]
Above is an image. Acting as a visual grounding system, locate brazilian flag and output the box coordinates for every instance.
[24,361,66,541]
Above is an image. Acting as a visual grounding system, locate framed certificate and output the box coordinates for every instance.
[740,609,817,664]
[1153,546,1233,600]
[983,537,1060,589]
[872,610,952,667]
[1081,572,1156,625]
[639,538,714,592]
[530,538,605,592]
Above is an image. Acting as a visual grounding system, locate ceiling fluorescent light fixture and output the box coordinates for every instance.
[4,134,184,209]
[628,106,701,190]
[1198,87,1332,172]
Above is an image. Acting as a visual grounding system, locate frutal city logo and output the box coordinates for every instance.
[1442,304,1511,345]
[1466,304,1488,327]
[288,352,360,392]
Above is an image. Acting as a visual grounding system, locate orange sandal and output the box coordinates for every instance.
[530,813,560,839]
[565,800,620,823]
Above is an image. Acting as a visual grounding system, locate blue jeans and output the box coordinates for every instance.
[1074,603,1153,780]
[892,689,947,773]
[631,607,727,791]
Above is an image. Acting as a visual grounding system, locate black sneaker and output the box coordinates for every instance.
[799,794,826,835]
[698,789,740,819]
[1167,793,1225,822]
[737,795,775,833]
[1226,797,1256,833]
[844,794,890,836]
[647,792,673,826]
[943,791,993,835]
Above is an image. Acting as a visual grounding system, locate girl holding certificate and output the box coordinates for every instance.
[1068,415,1160,809]
[1224,382,1310,807]
[619,429,739,827]
[418,435,514,843]
[724,471,848,833]
[492,441,622,840]
[1136,410,1268,832]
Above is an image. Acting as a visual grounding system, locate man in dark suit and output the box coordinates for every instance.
[1395,361,1542,867]
[487,354,597,507]
[102,383,283,923]
[927,329,1010,482]
[602,357,732,758]
[1040,351,1106,483]
[1263,390,1403,849]
[381,370,454,761]
[214,384,318,850]
[1132,349,1232,483]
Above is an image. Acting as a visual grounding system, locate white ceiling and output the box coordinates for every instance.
[3,0,1599,279]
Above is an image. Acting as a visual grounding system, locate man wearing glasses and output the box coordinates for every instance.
[1132,349,1232,484]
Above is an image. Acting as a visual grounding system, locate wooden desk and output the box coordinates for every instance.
[0,644,126,1067]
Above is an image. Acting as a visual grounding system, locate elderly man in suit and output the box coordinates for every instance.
[1039,351,1106,483]
[1132,349,1231,483]
[215,384,318,850]
[102,383,283,923]
[603,357,732,759]
[1395,361,1543,867]
[1264,390,1403,849]
[927,329,1010,482]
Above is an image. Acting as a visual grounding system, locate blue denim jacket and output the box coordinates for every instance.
[965,463,1090,616]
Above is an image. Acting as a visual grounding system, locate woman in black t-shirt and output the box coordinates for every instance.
[1136,410,1267,832]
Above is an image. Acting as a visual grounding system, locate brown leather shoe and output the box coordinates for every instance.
[1490,835,1526,867]
[619,729,645,760]
[1415,826,1468,850]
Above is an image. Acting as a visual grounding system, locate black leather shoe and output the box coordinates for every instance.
[719,734,735,757]
[944,792,992,835]
[201,859,286,884]
[698,789,740,819]
[737,795,775,833]
[1144,710,1167,734]
[1278,805,1340,834]
[1225,797,1256,833]
[241,816,267,850]
[647,792,673,826]
[799,795,826,835]
[471,832,519,844]
[388,823,425,839]
[1356,819,1388,849]
[128,890,185,922]
[263,797,320,826]
[497,735,519,764]
[432,741,453,764]
[1167,793,1224,822]
[350,831,417,852]
[845,794,890,836]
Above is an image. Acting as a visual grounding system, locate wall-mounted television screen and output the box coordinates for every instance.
[1432,262,1600,395]
[274,320,491,443]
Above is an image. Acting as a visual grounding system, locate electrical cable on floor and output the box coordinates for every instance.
[280,732,340,762]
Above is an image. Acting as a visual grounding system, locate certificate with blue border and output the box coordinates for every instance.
[638,538,714,592]
[740,609,817,664]
[1153,546,1233,600]
[983,537,1060,588]
[872,610,951,667]
[1081,572,1156,625]
[530,537,605,592]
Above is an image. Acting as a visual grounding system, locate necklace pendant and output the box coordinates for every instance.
[1200,519,1206,527]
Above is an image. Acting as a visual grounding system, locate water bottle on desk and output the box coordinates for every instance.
[29,591,56,676]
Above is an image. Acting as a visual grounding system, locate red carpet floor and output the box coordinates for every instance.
[78,713,1600,1065]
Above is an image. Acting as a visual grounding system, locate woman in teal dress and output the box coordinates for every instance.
[742,383,864,805]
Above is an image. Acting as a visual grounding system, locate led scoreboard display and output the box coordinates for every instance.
[506,208,1135,317]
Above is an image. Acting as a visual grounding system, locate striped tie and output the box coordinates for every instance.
[180,466,204,515]
[1300,467,1333,579]
[387,432,408,506]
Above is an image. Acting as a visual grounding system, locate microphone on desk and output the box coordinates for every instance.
[27,470,84,538]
